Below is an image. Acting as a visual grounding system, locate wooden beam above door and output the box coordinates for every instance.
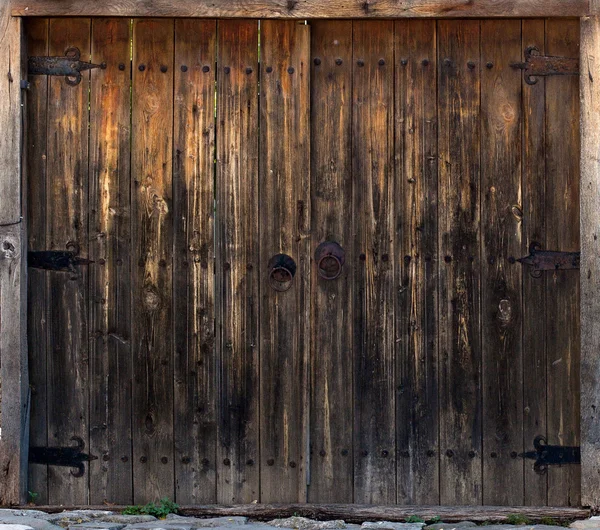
[10,0,591,18]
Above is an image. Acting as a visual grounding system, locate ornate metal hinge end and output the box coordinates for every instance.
[520,435,580,475]
[29,436,97,477]
[28,47,106,86]
[517,242,580,278]
[511,46,579,85]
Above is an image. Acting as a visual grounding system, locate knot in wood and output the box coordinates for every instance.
[1,239,16,259]
[143,286,162,311]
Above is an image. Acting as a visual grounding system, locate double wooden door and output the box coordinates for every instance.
[26,17,580,506]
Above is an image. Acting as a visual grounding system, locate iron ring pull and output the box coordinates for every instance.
[315,241,345,281]
[268,253,297,292]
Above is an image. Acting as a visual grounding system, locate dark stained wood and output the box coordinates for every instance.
[521,18,548,507]
[215,19,259,505]
[580,14,600,510]
[259,19,311,503]
[11,0,590,18]
[173,18,217,505]
[480,19,524,506]
[394,19,439,506]
[437,19,482,505]
[308,20,353,504]
[131,18,175,503]
[88,17,133,505]
[179,504,591,522]
[545,18,581,508]
[352,20,396,505]
[46,17,91,506]
[25,16,49,506]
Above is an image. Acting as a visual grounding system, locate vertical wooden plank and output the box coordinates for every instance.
[46,17,90,505]
[215,19,259,505]
[0,9,27,506]
[545,18,581,507]
[522,18,548,507]
[581,14,600,510]
[438,19,482,506]
[480,19,524,506]
[173,18,217,505]
[131,18,175,503]
[25,16,49,506]
[308,20,353,504]
[395,19,439,506]
[89,17,133,505]
[259,19,310,503]
[352,20,396,505]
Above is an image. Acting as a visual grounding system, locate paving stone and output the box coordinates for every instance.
[361,523,424,530]
[0,511,47,518]
[98,519,156,526]
[43,512,115,527]
[0,516,63,530]
[69,523,125,530]
[268,518,346,530]
[424,522,476,530]
[165,517,247,527]
[571,518,600,530]
[122,523,195,530]
[0,525,36,530]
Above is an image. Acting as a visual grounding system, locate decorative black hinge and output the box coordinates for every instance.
[29,436,97,477]
[28,245,93,273]
[517,242,580,278]
[511,46,579,85]
[28,47,105,86]
[520,435,580,475]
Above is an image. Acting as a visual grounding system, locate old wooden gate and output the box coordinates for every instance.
[25,17,581,507]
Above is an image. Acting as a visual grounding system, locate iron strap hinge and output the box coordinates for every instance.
[28,47,106,86]
[28,245,93,273]
[511,46,579,85]
[29,436,97,477]
[517,243,580,278]
[520,436,580,475]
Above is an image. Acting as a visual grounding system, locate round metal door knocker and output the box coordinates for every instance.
[315,241,345,280]
[268,253,297,292]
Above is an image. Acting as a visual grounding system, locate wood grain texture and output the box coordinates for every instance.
[11,0,590,18]
[352,19,396,505]
[480,19,523,506]
[25,16,49,506]
[437,19,482,506]
[545,18,581,508]
[215,19,259,505]
[173,18,217,505]
[259,19,311,503]
[395,19,439,506]
[308,20,353,504]
[521,18,548,507]
[88,17,133,505]
[581,14,600,510]
[131,18,175,503]
[46,17,90,506]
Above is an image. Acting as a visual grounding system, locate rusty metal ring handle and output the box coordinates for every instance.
[317,253,343,280]
[269,266,294,292]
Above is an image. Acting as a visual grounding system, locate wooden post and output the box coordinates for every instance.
[581,13,600,510]
[0,1,28,507]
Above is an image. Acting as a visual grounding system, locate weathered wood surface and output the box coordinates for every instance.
[259,20,311,503]
[545,18,581,507]
[88,17,133,505]
[308,20,353,504]
[437,19,482,505]
[480,19,523,506]
[394,18,438,506]
[11,0,590,18]
[46,17,90,506]
[173,18,217,505]
[521,18,549,507]
[131,18,175,503]
[352,20,396,506]
[0,4,27,508]
[25,16,48,506]
[581,14,600,510]
[216,19,259,504]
